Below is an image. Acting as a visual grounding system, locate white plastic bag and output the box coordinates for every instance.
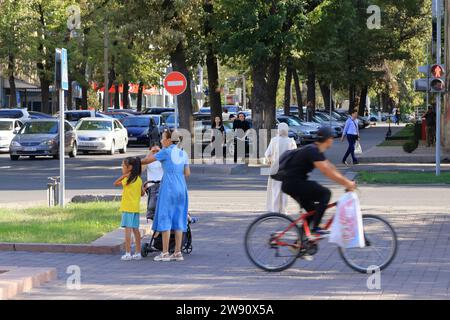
[354,141,363,154]
[329,192,365,248]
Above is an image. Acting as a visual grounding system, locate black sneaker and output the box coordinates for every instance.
[342,160,349,167]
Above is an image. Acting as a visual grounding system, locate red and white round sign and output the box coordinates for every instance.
[164,71,187,96]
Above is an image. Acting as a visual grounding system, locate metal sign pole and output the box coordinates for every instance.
[59,88,65,206]
[174,94,178,130]
[436,0,441,176]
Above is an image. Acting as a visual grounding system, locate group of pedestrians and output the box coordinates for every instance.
[115,130,190,262]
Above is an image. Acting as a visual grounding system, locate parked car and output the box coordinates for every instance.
[0,108,30,122]
[160,112,179,130]
[106,108,142,116]
[60,110,111,127]
[0,119,24,153]
[198,107,211,114]
[310,114,343,137]
[102,111,135,121]
[9,119,77,160]
[75,118,128,155]
[369,113,387,122]
[28,111,53,119]
[121,115,160,147]
[276,115,318,145]
[223,105,242,114]
[144,107,175,115]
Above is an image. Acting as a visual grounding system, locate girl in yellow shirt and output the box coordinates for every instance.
[114,157,145,261]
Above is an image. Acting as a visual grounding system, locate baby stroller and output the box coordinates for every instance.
[140,218,194,257]
[140,180,196,257]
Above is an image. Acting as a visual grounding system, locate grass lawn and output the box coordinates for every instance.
[377,126,415,147]
[357,171,450,185]
[0,202,143,244]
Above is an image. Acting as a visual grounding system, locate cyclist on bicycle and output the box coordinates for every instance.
[281,126,356,239]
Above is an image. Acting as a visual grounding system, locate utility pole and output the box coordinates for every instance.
[435,0,442,176]
[103,21,109,112]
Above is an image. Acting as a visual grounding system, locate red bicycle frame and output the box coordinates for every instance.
[273,202,338,248]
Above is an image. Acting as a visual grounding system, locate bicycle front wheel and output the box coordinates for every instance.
[339,214,398,273]
[245,213,302,272]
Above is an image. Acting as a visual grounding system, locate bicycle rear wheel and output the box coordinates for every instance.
[339,214,397,273]
[245,213,302,272]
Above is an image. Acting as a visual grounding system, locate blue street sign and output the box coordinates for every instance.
[61,48,69,91]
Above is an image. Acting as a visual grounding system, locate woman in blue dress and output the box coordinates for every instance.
[141,130,190,262]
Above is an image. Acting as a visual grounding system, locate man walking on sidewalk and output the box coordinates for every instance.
[341,109,360,166]
[422,106,436,147]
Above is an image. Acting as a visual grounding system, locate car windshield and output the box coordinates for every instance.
[165,115,179,125]
[20,122,58,134]
[76,121,112,131]
[122,117,150,127]
[151,117,160,125]
[224,106,239,113]
[0,121,13,131]
[315,113,330,121]
[0,110,23,119]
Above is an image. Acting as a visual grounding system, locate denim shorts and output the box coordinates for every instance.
[121,212,140,229]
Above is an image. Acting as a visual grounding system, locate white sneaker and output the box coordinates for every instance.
[121,253,132,261]
[132,253,142,260]
[170,252,184,261]
[154,252,171,262]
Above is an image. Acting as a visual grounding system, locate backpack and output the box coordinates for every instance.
[269,148,300,181]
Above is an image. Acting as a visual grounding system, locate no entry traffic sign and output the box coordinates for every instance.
[164,71,187,95]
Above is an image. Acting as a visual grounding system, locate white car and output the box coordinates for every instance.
[75,118,128,155]
[0,109,30,122]
[55,110,112,127]
[0,119,24,152]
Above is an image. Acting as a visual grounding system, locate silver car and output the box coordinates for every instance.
[276,115,319,145]
[9,119,77,160]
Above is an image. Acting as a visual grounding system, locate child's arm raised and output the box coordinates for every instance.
[113,174,128,187]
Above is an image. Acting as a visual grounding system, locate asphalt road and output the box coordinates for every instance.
[0,124,401,205]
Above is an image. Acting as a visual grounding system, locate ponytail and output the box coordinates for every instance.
[124,157,142,185]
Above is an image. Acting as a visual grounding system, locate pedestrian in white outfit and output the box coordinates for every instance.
[265,123,297,214]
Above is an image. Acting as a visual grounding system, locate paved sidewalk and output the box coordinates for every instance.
[3,206,449,300]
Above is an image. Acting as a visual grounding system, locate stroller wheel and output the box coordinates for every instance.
[183,244,193,254]
[141,243,149,257]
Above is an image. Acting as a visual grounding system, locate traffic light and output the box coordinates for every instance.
[429,64,445,92]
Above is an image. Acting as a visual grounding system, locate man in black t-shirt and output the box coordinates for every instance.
[422,106,436,147]
[281,126,356,239]
[232,112,251,163]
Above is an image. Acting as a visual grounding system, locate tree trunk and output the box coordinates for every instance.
[349,84,356,112]
[265,56,281,130]
[359,85,368,116]
[36,4,51,114]
[137,81,144,112]
[81,85,88,109]
[319,81,334,111]
[203,0,222,123]
[251,66,268,131]
[306,62,316,109]
[67,78,73,110]
[292,69,304,119]
[170,42,193,133]
[123,81,129,109]
[40,77,50,114]
[206,53,222,122]
[114,83,120,109]
[283,67,292,116]
[8,54,17,108]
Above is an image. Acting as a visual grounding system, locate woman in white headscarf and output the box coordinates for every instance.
[265,122,297,214]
